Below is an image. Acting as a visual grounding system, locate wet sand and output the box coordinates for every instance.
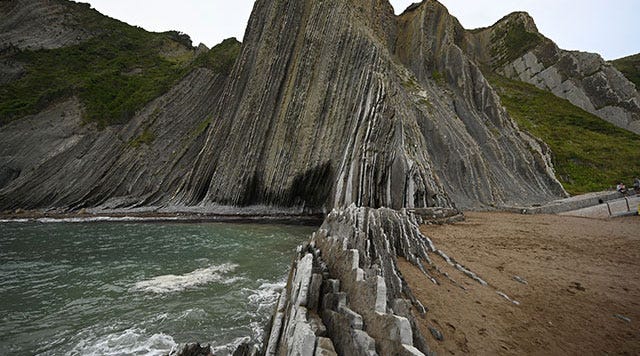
[399,212,640,355]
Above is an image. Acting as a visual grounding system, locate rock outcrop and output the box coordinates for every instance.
[466,12,640,134]
[0,67,228,210]
[264,206,490,356]
[172,0,565,212]
[0,0,96,51]
[0,0,567,213]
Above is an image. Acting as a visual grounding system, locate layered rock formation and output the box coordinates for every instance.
[0,67,228,210]
[263,206,496,356]
[0,0,96,51]
[466,12,640,134]
[172,0,565,212]
[1,0,567,213]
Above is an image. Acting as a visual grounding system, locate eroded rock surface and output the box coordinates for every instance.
[466,12,640,134]
[173,0,565,212]
[0,68,227,210]
[0,0,567,212]
[265,205,501,355]
[0,0,97,51]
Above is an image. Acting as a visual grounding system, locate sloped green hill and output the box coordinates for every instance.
[0,2,240,128]
[488,74,640,195]
[612,53,640,89]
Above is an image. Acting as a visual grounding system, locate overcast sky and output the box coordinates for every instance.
[82,0,639,60]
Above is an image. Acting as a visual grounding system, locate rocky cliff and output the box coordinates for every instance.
[466,12,640,135]
[612,53,640,89]
[0,0,97,51]
[0,0,568,213]
[261,206,497,356]
[172,0,565,212]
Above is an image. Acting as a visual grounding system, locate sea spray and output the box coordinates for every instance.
[131,263,240,294]
[0,221,313,355]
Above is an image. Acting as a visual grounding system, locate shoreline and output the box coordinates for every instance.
[0,211,325,226]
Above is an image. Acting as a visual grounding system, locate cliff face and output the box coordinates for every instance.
[467,12,640,135]
[0,68,228,210]
[0,0,96,51]
[0,0,568,212]
[173,0,565,211]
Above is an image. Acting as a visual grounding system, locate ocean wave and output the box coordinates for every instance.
[131,264,239,294]
[210,336,251,356]
[247,280,286,307]
[70,327,177,356]
[0,216,184,224]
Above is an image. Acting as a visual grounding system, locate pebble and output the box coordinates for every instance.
[428,326,444,341]
[613,314,631,323]
[513,276,528,285]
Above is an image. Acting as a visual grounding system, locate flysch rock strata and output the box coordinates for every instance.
[0,0,567,213]
[0,0,96,51]
[173,0,566,212]
[259,206,510,356]
[466,12,640,134]
[0,67,227,210]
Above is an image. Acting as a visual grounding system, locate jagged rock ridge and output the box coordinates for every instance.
[466,12,640,135]
[0,0,567,212]
[173,0,565,211]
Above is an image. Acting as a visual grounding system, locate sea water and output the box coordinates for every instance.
[0,221,314,355]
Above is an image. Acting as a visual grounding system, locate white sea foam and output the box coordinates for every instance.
[210,336,251,356]
[0,216,185,223]
[131,264,239,294]
[247,281,286,306]
[0,218,31,223]
[70,327,177,356]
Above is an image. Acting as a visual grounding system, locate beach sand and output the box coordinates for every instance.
[399,212,640,355]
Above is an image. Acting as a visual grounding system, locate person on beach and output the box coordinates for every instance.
[617,182,628,195]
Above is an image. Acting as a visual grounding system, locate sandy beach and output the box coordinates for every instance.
[400,212,640,355]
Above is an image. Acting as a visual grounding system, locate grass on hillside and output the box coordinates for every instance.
[192,38,241,75]
[490,21,543,69]
[488,74,640,195]
[0,2,240,129]
[612,53,640,89]
[0,20,194,128]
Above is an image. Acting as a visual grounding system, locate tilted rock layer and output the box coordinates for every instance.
[174,0,565,211]
[0,0,568,212]
[466,12,640,134]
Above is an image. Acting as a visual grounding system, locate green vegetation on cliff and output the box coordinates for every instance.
[193,38,241,75]
[0,20,193,127]
[0,2,241,128]
[612,53,640,89]
[490,20,543,68]
[488,74,640,194]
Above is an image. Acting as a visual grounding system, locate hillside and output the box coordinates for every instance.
[465,12,640,135]
[488,74,640,194]
[0,0,241,210]
[0,0,204,128]
[0,0,637,214]
[612,53,640,89]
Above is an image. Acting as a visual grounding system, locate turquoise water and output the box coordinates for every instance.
[0,221,314,355]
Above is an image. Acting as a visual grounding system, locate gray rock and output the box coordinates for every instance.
[308,273,323,312]
[0,0,96,51]
[468,12,640,134]
[1,0,568,213]
[614,314,631,323]
[513,276,528,285]
[288,314,316,356]
[314,337,337,356]
[428,326,444,341]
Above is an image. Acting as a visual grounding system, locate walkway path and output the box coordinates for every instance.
[560,195,640,219]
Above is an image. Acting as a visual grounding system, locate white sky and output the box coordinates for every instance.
[81,0,639,60]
